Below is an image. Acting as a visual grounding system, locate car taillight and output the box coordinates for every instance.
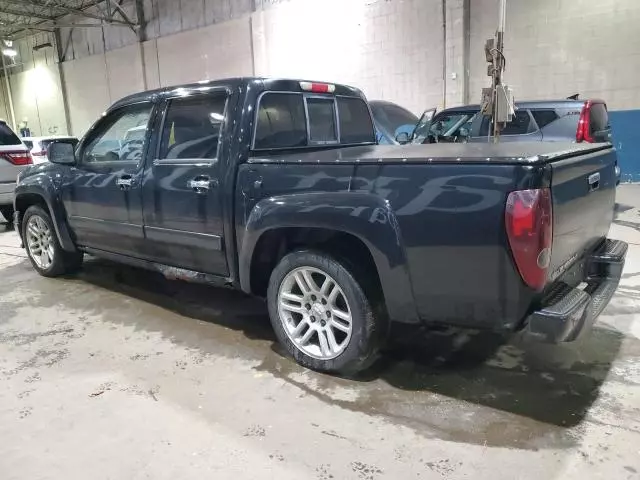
[505,188,553,291]
[299,81,336,93]
[32,151,46,157]
[1,151,33,166]
[576,100,595,143]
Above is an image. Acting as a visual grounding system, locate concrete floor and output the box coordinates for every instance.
[1,187,639,480]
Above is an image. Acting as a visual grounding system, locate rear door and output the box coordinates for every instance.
[141,89,229,275]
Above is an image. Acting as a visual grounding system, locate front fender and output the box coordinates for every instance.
[240,191,419,323]
[14,178,76,253]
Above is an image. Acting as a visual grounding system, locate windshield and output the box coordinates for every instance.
[370,102,418,139]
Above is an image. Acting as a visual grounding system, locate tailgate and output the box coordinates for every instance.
[547,145,617,283]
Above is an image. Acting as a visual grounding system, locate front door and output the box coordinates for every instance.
[142,90,229,275]
[61,102,155,257]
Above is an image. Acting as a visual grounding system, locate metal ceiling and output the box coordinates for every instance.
[0,0,139,40]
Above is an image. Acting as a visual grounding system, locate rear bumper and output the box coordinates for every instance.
[523,239,627,343]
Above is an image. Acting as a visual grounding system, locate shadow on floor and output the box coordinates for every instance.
[63,256,627,430]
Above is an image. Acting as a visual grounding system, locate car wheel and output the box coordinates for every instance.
[267,250,385,375]
[22,205,83,277]
[0,205,14,223]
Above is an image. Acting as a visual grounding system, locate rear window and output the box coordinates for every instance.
[590,103,609,133]
[338,97,376,144]
[531,110,559,129]
[254,92,375,150]
[479,110,532,136]
[306,97,337,144]
[22,140,34,150]
[0,123,21,146]
[254,93,307,150]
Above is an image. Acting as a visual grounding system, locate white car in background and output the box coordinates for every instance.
[0,122,32,223]
[21,136,79,164]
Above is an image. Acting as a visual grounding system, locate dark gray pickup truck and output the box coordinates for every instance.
[13,77,626,374]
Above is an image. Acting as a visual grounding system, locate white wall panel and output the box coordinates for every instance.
[156,17,253,87]
[469,0,640,110]
[105,45,146,103]
[62,55,111,136]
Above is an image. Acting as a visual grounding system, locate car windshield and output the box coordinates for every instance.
[370,103,418,138]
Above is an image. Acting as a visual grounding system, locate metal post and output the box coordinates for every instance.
[0,53,16,132]
[492,0,506,142]
[441,0,447,109]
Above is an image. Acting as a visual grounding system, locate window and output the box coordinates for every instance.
[159,94,227,160]
[589,103,609,134]
[82,104,153,164]
[428,112,475,141]
[0,122,22,146]
[22,140,34,150]
[306,97,337,144]
[369,102,418,137]
[479,110,532,136]
[531,109,559,129]
[254,93,307,149]
[339,98,376,144]
[254,93,376,149]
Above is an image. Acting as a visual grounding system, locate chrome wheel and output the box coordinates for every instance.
[277,266,353,360]
[26,215,54,270]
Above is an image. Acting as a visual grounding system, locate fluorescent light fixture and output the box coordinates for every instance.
[2,48,17,57]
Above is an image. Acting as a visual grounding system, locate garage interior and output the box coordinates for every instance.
[1,1,640,479]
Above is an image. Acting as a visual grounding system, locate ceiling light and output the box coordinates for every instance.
[2,48,17,57]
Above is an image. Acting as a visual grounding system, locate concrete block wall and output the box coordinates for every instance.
[4,0,640,138]
[468,0,640,110]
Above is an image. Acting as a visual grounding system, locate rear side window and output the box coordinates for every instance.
[159,93,227,160]
[254,93,307,150]
[479,110,532,136]
[338,98,376,144]
[306,97,337,144]
[22,140,34,150]
[531,110,559,129]
[0,123,21,146]
[254,92,375,149]
[590,103,609,133]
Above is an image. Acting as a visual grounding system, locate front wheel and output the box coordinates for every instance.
[267,250,386,375]
[22,205,83,277]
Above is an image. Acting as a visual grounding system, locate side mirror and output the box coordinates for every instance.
[459,127,470,138]
[395,132,410,145]
[48,141,76,165]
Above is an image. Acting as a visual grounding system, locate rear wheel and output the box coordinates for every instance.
[0,205,13,223]
[267,250,385,375]
[22,205,83,277]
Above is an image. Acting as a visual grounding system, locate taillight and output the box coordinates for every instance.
[576,100,595,143]
[505,188,553,291]
[299,81,336,93]
[1,151,33,166]
[32,151,46,157]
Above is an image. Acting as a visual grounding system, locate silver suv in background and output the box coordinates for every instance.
[21,136,79,164]
[0,121,32,223]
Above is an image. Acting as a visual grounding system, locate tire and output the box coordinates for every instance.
[22,205,83,277]
[267,249,386,375]
[0,205,13,223]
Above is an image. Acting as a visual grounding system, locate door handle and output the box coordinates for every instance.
[588,172,600,192]
[116,175,134,190]
[188,176,215,193]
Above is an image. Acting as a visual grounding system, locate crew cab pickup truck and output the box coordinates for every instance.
[13,77,626,375]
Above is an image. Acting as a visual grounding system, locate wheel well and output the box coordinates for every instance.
[250,227,384,301]
[15,194,49,219]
